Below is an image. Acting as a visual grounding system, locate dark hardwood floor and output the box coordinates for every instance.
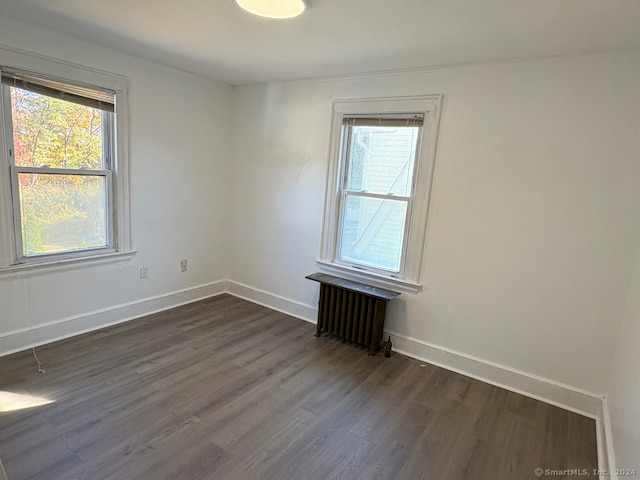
[0,294,598,479]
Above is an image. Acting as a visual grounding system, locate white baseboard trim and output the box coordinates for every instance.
[225,280,317,323]
[600,397,617,480]
[0,280,227,357]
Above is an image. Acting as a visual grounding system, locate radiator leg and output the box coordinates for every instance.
[316,284,326,337]
[369,299,387,355]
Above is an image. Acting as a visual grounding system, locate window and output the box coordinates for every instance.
[0,51,131,274]
[319,96,442,292]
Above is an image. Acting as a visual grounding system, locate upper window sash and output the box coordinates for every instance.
[339,119,423,199]
[2,81,115,169]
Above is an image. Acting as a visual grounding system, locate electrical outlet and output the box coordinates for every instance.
[180,259,188,272]
[140,265,149,279]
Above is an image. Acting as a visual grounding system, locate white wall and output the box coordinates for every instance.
[230,53,640,396]
[0,15,232,353]
[607,244,640,472]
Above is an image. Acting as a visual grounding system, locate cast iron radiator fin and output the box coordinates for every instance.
[306,273,400,355]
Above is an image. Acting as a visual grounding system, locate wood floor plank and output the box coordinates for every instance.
[0,294,598,480]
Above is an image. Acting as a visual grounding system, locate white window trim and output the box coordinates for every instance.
[0,46,133,276]
[318,95,443,294]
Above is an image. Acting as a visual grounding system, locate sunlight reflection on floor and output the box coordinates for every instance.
[0,391,54,412]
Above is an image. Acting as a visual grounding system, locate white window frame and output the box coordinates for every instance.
[318,96,443,293]
[0,47,133,278]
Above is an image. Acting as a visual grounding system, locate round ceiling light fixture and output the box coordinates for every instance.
[235,0,306,19]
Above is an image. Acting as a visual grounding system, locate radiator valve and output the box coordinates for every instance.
[384,336,392,357]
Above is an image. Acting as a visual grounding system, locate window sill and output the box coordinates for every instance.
[315,260,422,294]
[0,250,137,281]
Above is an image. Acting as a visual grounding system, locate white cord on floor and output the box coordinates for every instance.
[0,456,8,480]
[26,278,45,375]
[32,347,45,374]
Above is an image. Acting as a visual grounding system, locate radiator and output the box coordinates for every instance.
[306,273,400,355]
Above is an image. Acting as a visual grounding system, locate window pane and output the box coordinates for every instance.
[345,125,419,196]
[18,173,107,255]
[339,194,408,272]
[10,87,105,169]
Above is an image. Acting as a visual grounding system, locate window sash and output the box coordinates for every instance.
[336,191,411,274]
[9,167,113,262]
[335,121,421,275]
[340,122,421,195]
[4,86,114,171]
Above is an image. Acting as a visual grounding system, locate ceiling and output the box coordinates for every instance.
[0,0,639,86]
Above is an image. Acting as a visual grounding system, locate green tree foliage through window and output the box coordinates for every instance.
[11,88,103,169]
